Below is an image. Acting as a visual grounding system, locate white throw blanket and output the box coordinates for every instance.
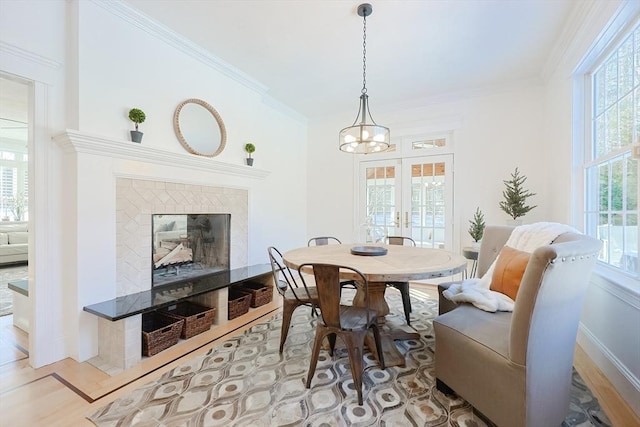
[443,222,578,312]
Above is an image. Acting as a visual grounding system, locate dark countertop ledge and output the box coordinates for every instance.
[8,279,28,296]
[83,264,272,321]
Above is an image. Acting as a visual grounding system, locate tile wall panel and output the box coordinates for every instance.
[116,178,248,296]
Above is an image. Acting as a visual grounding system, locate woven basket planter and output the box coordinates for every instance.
[228,288,252,320]
[160,301,216,339]
[240,282,273,308]
[141,312,184,356]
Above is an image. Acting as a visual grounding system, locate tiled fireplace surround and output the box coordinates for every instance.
[55,130,266,373]
[93,179,249,373]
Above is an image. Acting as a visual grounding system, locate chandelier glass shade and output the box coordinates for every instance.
[339,3,390,154]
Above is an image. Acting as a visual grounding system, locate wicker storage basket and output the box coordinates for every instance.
[228,288,252,320]
[241,282,273,308]
[160,301,216,339]
[142,312,184,356]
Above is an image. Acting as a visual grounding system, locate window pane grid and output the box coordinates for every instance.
[585,153,638,276]
[586,21,640,279]
[364,166,396,242]
[592,24,640,160]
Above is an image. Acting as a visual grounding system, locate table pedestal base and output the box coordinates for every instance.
[354,281,419,367]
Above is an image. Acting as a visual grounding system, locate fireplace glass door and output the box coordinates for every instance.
[152,213,230,287]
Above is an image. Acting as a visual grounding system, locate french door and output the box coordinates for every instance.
[358,155,453,250]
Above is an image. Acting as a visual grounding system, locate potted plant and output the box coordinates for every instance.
[244,143,256,166]
[499,167,537,224]
[468,207,485,247]
[128,108,146,143]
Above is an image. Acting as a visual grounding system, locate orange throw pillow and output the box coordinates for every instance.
[490,246,531,300]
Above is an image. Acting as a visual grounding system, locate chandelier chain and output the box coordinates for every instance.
[362,14,367,94]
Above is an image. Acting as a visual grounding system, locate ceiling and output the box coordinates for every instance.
[125,0,578,120]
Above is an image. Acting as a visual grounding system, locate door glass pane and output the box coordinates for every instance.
[411,138,446,151]
[364,166,395,242]
[411,161,446,248]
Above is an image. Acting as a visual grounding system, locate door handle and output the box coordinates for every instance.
[404,212,410,228]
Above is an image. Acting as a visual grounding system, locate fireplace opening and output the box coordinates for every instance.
[152,213,230,287]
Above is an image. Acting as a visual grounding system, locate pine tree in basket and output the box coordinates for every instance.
[499,167,537,220]
[468,207,485,242]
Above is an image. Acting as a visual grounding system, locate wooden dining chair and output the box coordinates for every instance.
[298,263,385,405]
[308,236,357,291]
[307,236,341,246]
[384,236,414,325]
[267,246,319,353]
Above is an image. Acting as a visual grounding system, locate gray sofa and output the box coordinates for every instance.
[0,221,28,265]
[434,225,602,427]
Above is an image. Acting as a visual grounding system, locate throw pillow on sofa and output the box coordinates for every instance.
[490,245,530,300]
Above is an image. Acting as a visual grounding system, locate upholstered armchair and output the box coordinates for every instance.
[434,225,602,426]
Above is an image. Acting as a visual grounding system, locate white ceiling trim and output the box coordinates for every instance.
[0,41,62,85]
[540,0,602,81]
[91,0,269,96]
[92,0,308,123]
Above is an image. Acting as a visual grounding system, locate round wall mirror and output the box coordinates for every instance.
[173,98,227,157]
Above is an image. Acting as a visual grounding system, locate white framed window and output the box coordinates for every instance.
[583,20,639,281]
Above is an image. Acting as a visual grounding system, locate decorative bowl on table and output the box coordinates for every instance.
[350,246,388,256]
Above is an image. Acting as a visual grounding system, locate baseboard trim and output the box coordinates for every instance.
[577,323,640,417]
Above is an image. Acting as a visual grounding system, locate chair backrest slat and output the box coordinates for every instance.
[298,263,369,328]
[386,236,416,246]
[268,246,309,302]
[308,236,341,246]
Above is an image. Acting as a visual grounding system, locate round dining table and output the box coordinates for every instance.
[283,243,467,367]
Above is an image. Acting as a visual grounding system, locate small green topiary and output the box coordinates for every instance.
[128,108,146,131]
[244,143,256,158]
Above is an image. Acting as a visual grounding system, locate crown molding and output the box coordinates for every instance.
[261,94,308,124]
[539,0,595,81]
[90,0,269,96]
[53,129,270,179]
[0,41,62,71]
[0,41,62,85]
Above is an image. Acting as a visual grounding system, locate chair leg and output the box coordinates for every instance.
[370,324,385,370]
[279,300,298,353]
[398,283,412,325]
[327,333,337,357]
[436,378,455,396]
[343,331,367,405]
[305,326,326,389]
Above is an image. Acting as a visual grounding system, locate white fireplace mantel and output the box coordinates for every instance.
[53,129,270,179]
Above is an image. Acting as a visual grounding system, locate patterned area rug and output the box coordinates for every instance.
[0,264,27,317]
[88,290,610,426]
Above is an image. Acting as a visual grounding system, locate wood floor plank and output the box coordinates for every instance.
[574,345,640,427]
[0,375,94,426]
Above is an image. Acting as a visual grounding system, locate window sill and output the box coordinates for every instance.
[591,264,640,305]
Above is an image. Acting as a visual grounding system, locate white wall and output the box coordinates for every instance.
[543,0,640,414]
[308,0,639,414]
[0,0,69,367]
[72,1,309,263]
[0,0,308,366]
[308,84,553,251]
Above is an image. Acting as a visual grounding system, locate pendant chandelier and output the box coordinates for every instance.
[339,3,390,154]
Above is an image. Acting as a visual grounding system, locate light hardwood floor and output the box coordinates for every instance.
[0,284,637,426]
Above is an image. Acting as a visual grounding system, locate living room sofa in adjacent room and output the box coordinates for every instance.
[0,221,28,265]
